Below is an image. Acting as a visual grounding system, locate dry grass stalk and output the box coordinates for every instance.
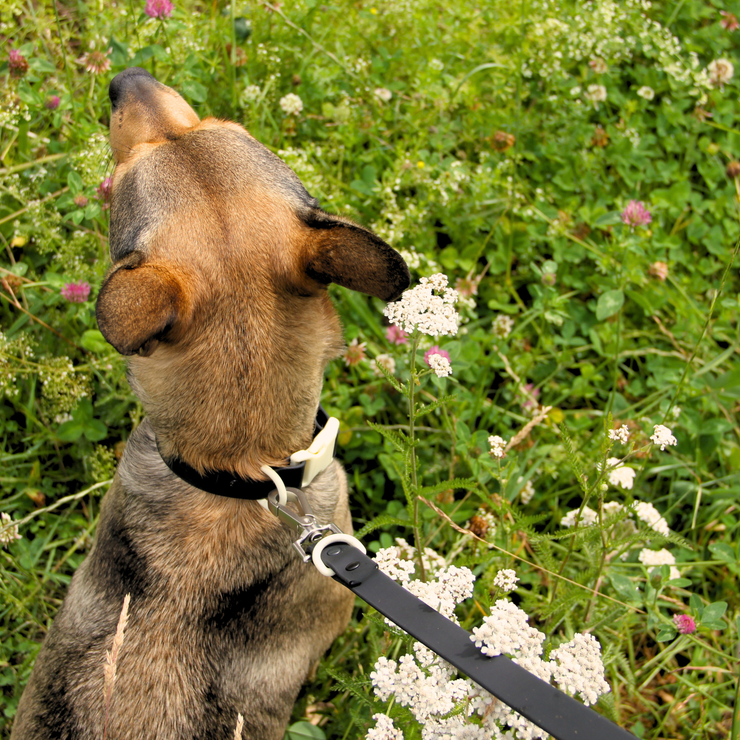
[234,712,244,740]
[103,593,131,739]
[506,406,553,451]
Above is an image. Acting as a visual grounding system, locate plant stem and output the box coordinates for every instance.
[408,332,426,581]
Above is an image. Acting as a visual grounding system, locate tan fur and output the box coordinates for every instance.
[11,67,408,740]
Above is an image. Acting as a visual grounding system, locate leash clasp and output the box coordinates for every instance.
[267,487,343,562]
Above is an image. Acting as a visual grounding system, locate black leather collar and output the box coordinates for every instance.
[157,406,333,500]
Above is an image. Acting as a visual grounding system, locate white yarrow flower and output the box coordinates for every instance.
[637,85,655,100]
[650,424,677,450]
[383,273,460,337]
[428,353,452,378]
[608,425,630,444]
[488,435,506,458]
[632,501,670,536]
[561,506,598,528]
[549,633,610,706]
[493,569,519,592]
[519,477,535,504]
[605,458,636,490]
[240,84,261,105]
[638,548,680,581]
[279,93,303,115]
[366,713,404,740]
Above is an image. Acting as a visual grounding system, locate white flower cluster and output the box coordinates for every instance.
[383,274,460,336]
[373,87,393,102]
[707,58,733,87]
[489,435,506,458]
[470,600,610,736]
[608,425,630,444]
[366,713,403,740]
[632,501,670,536]
[549,633,611,706]
[371,354,396,377]
[518,477,535,504]
[650,424,677,451]
[638,548,680,581]
[428,353,452,378]
[605,458,636,490]
[492,313,514,338]
[636,85,655,100]
[368,547,611,740]
[585,83,607,105]
[0,512,21,546]
[493,569,519,592]
[560,506,598,528]
[279,93,303,115]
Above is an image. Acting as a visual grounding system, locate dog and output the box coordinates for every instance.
[11,67,409,740]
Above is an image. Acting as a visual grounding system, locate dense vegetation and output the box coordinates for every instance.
[1,0,739,737]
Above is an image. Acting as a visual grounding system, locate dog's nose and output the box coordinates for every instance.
[109,67,156,110]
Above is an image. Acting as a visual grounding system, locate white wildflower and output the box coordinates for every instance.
[371,353,396,377]
[373,87,393,102]
[429,58,445,71]
[585,84,607,105]
[560,506,598,528]
[638,548,680,581]
[374,546,416,584]
[428,353,452,378]
[637,85,655,100]
[0,512,21,546]
[366,713,404,740]
[608,425,630,444]
[632,501,670,536]
[492,313,514,338]
[670,406,681,419]
[471,600,545,659]
[279,93,303,115]
[383,273,459,337]
[605,458,636,490]
[493,569,519,592]
[518,477,535,504]
[370,656,399,702]
[707,58,733,87]
[488,435,506,458]
[549,633,610,706]
[240,84,261,105]
[650,424,677,450]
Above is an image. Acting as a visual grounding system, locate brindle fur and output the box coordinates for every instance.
[11,68,409,740]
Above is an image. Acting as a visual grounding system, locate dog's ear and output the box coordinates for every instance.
[96,252,190,356]
[303,210,410,301]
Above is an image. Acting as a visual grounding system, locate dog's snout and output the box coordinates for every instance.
[109,67,156,110]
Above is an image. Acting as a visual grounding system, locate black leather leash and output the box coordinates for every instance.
[320,541,637,740]
[157,406,637,740]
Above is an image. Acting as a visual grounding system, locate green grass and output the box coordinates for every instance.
[1,0,740,737]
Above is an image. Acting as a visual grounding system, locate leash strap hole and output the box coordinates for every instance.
[311,534,366,577]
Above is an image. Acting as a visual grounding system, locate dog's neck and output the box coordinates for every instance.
[128,291,345,480]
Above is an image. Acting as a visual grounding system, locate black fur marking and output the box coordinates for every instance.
[86,509,150,601]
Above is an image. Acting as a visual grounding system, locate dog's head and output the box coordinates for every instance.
[98,68,409,476]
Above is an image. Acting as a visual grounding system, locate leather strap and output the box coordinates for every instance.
[321,543,636,740]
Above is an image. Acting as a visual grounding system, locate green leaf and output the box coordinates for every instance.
[66,170,84,195]
[284,721,326,740]
[607,573,641,603]
[80,330,110,354]
[595,289,624,321]
[689,593,704,617]
[700,601,727,624]
[56,419,84,442]
[708,542,736,562]
[655,627,677,642]
[419,478,477,497]
[180,79,208,103]
[28,58,57,74]
[83,419,108,442]
[366,421,408,453]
